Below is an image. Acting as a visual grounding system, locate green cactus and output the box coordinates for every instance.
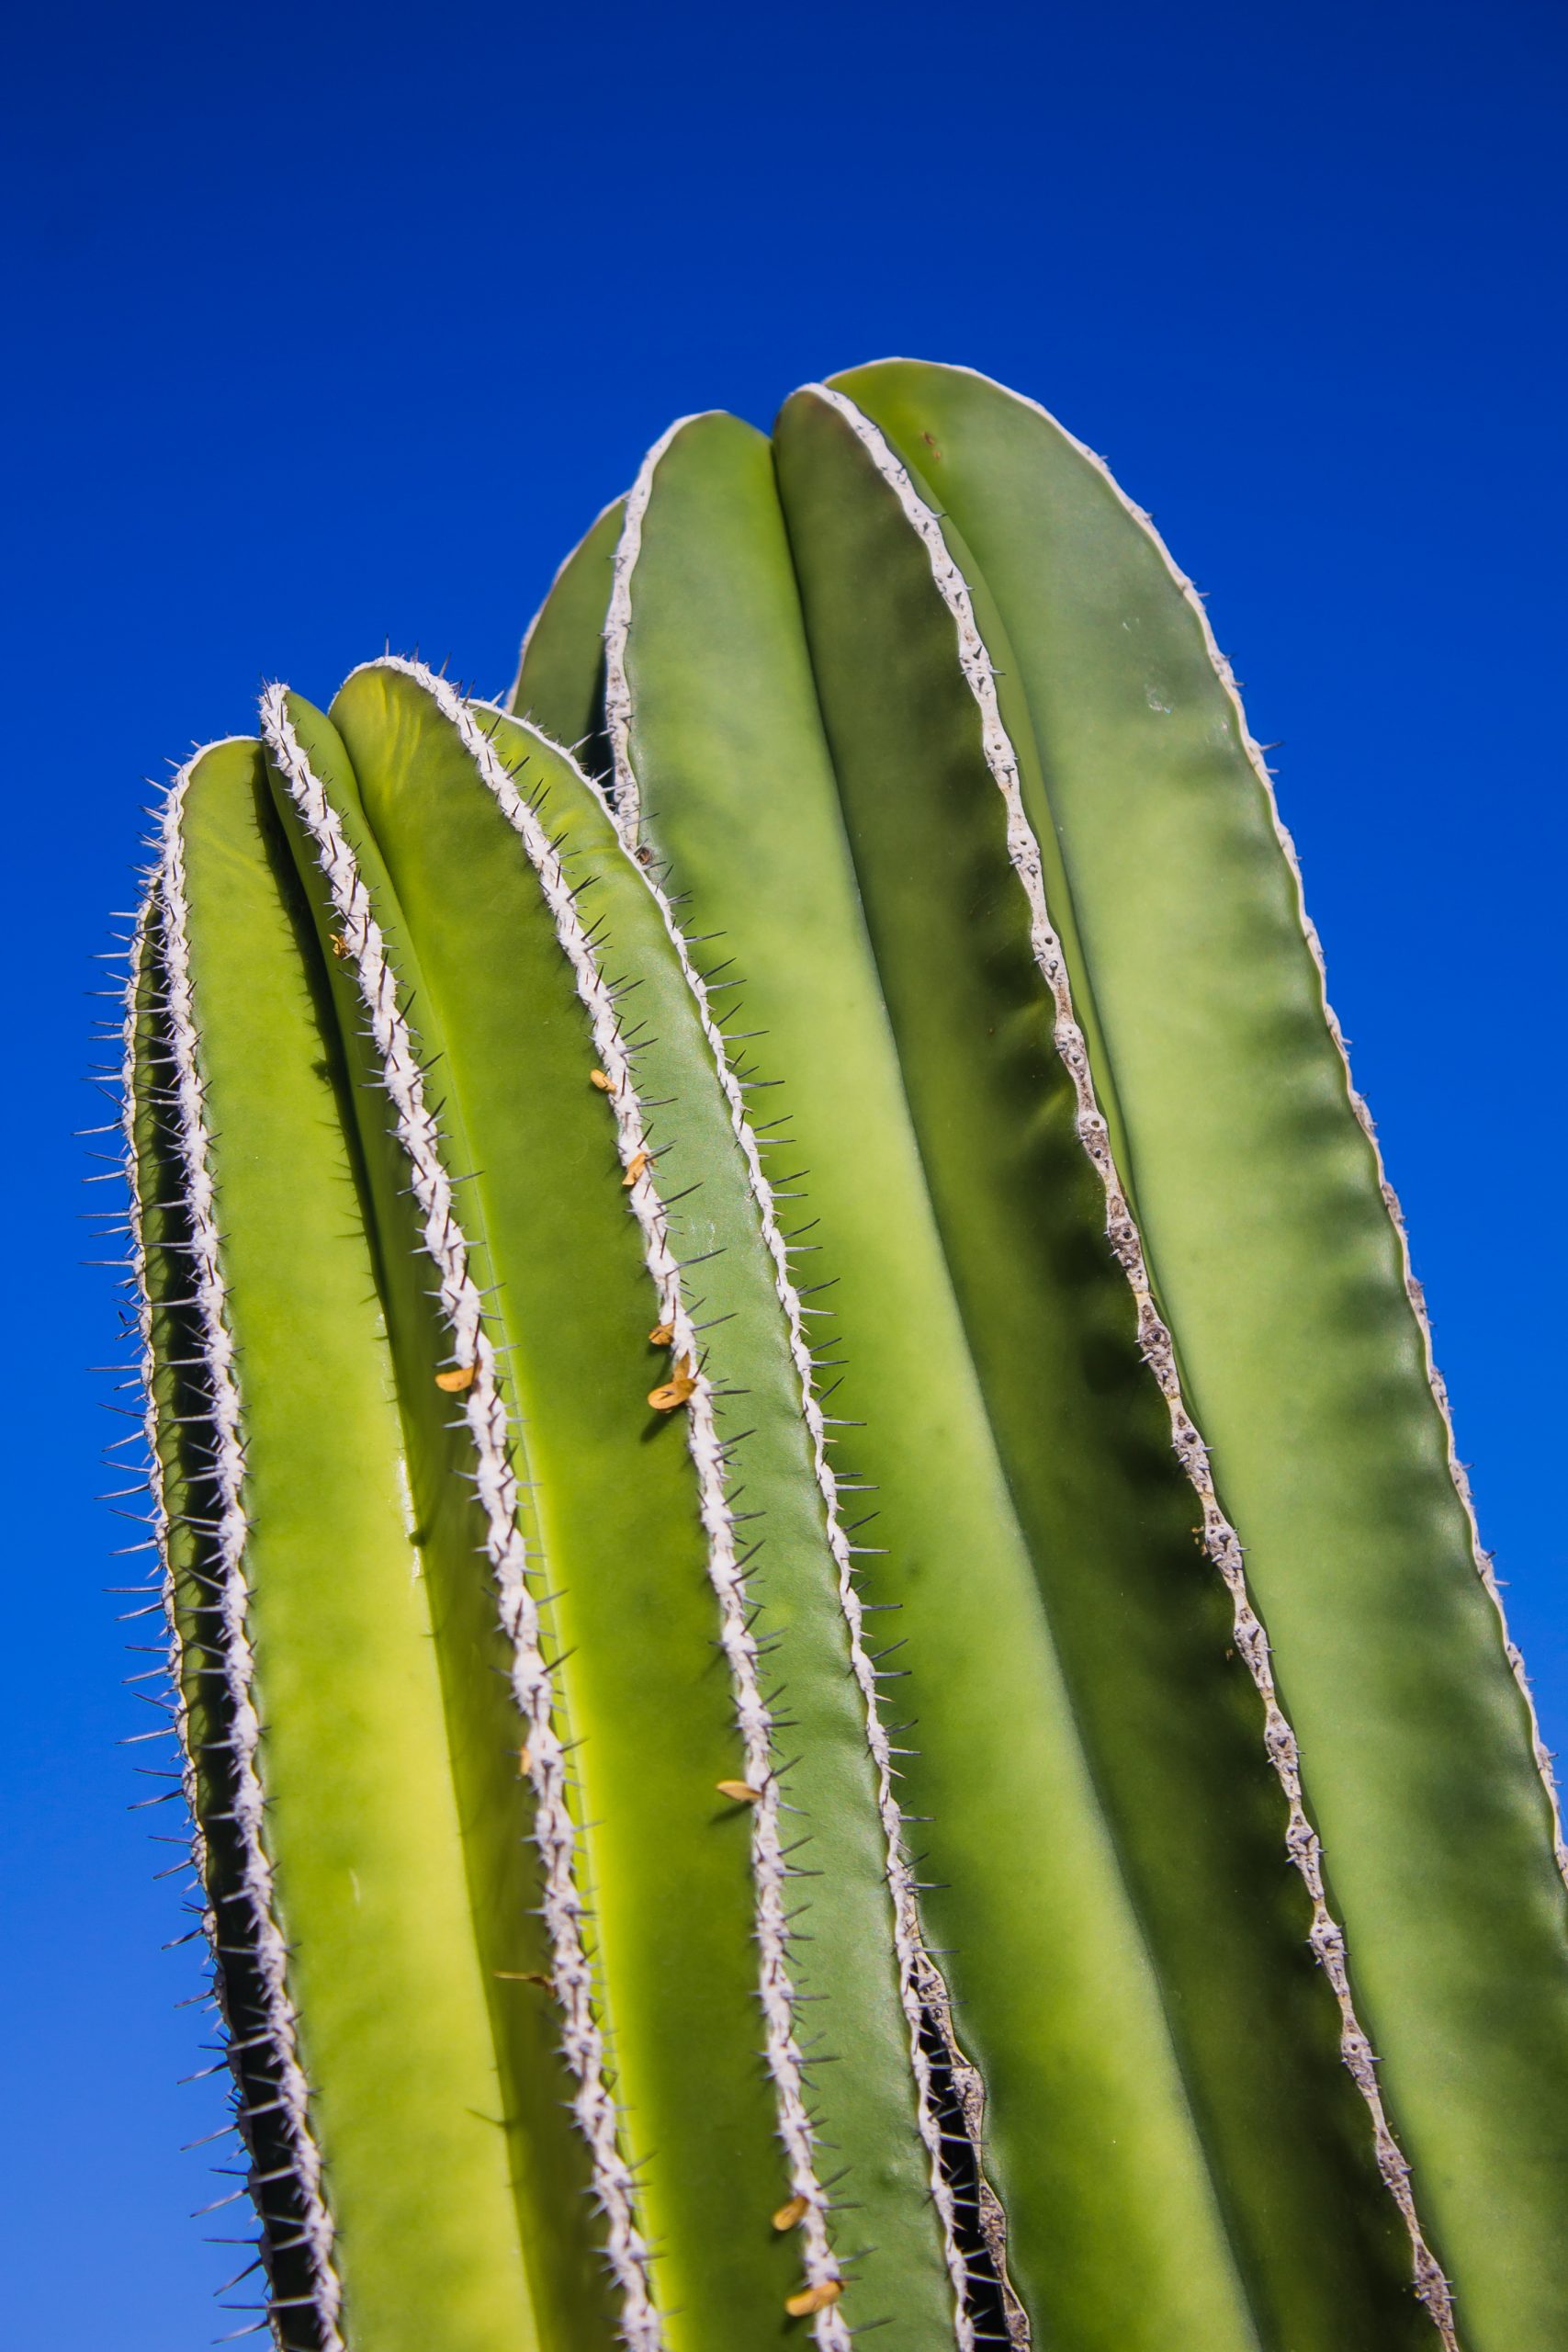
[119,360,1568,2352]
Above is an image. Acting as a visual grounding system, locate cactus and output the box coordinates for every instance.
[117,361,1568,2352]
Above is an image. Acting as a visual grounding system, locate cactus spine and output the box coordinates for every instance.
[117,360,1568,2352]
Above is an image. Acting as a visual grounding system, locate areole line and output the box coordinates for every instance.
[121,899,209,1915]
[809,379,1461,2352]
[603,414,724,852]
[147,756,346,2352]
[602,434,1004,2352]
[257,683,664,2352]
[120,897,226,2229]
[369,652,854,2350]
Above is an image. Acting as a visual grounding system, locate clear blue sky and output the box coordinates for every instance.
[3,3,1562,2343]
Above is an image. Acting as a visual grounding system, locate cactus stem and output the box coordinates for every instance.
[605,497,1008,2342]
[1152,423,1568,1900]
[950,359,1568,1905]
[260,683,665,2352]
[377,659,859,2352]
[811,381,1462,2351]
[603,420,716,853]
[137,761,346,2352]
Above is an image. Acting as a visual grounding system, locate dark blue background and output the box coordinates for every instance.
[4,3,1562,2341]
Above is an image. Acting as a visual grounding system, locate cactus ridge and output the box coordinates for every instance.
[119,893,222,2240]
[603,415,712,853]
[585,645,992,2334]
[147,757,346,2349]
[368,657,860,2347]
[810,380,1461,2346]
[260,684,666,2349]
[931,362,1568,1893]
[597,499,1011,2346]
[120,898,201,1879]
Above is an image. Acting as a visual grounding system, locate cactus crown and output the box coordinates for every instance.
[118,360,1568,2352]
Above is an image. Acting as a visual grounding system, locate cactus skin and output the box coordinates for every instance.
[131,743,547,2350]
[123,360,1568,2352]
[285,666,960,2346]
[130,665,965,2351]
[811,360,1568,2352]
[529,406,1428,2352]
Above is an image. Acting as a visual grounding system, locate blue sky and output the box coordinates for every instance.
[3,2,1563,2342]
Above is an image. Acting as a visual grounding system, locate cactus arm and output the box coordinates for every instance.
[766,390,1450,2345]
[829,358,1568,2351]
[473,673,977,2345]
[592,437,988,2342]
[586,407,1336,2352]
[507,492,627,775]
[258,690,641,2350]
[130,741,544,2351]
[341,660,968,2346]
[283,662,955,2347]
[321,662,814,2346]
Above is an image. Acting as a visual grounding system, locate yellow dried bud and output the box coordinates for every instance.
[785,2278,842,2316]
[648,1355,696,1412]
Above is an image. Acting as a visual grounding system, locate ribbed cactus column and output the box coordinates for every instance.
[123,352,1568,2352]
[510,364,1568,2352]
[129,669,966,2349]
[130,742,550,2351]
[518,410,1427,2351]
[807,359,1568,2352]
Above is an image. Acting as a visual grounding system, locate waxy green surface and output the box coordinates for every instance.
[282,668,955,2346]
[137,742,542,2352]
[136,353,1568,2352]
[527,407,1425,2349]
[771,390,1426,2346]
[829,358,1568,2352]
[262,698,614,2352]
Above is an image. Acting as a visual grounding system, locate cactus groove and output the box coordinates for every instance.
[114,357,1568,2352]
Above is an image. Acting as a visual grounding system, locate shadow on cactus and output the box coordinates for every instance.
[118,361,1568,2352]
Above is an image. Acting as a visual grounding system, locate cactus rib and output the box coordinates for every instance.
[604,417,704,850]
[313,662,960,2342]
[373,659,855,2348]
[820,356,1568,2349]
[1127,399,1568,1883]
[597,506,996,2347]
[121,893,204,1935]
[809,380,1460,2346]
[152,757,345,2350]
[259,686,663,2352]
[948,365,1567,1881]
